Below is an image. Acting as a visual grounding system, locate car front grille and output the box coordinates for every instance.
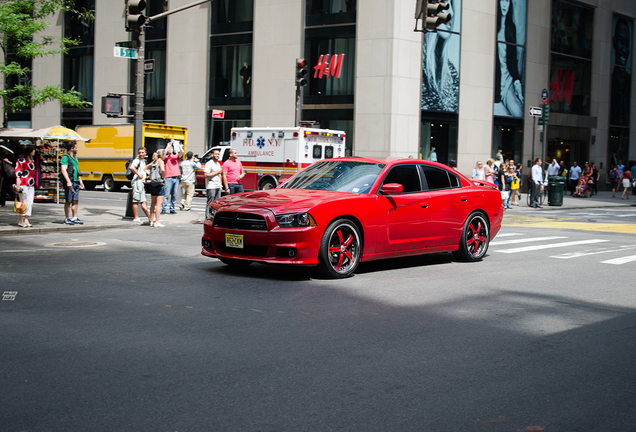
[214,212,268,231]
[214,242,268,257]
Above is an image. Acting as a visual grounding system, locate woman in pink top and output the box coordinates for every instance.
[484,158,496,184]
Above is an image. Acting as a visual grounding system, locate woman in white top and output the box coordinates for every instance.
[472,161,485,180]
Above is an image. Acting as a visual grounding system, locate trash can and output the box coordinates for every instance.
[548,176,565,206]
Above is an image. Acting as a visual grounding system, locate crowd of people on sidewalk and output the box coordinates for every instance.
[470,149,636,208]
[0,138,249,229]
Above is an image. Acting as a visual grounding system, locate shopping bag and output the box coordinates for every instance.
[14,192,27,214]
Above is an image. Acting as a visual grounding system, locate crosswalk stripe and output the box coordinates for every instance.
[490,236,567,246]
[551,245,636,259]
[601,255,636,265]
[494,233,524,238]
[493,239,609,254]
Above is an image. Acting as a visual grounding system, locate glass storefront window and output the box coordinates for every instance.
[549,0,593,117]
[492,120,523,163]
[304,34,355,103]
[420,119,458,165]
[610,16,632,127]
[209,43,253,102]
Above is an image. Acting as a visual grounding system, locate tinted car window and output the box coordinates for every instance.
[422,166,452,190]
[382,165,422,193]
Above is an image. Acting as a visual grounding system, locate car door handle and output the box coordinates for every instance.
[460,196,468,201]
[421,203,429,208]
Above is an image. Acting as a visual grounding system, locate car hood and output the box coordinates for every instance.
[216,189,358,213]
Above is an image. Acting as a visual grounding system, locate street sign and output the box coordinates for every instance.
[114,46,138,59]
[529,106,542,117]
[212,109,225,119]
[541,88,549,104]
[144,59,155,74]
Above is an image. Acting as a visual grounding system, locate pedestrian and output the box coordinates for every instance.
[179,151,201,211]
[428,146,437,162]
[621,168,632,200]
[530,157,543,208]
[558,160,568,194]
[484,158,496,184]
[161,141,183,215]
[0,144,16,207]
[632,162,636,195]
[568,161,581,196]
[509,164,520,206]
[503,165,516,209]
[147,149,166,227]
[582,162,594,197]
[14,144,36,227]
[222,148,246,194]
[204,148,223,206]
[546,158,559,178]
[590,162,600,195]
[617,159,625,191]
[61,142,85,225]
[472,161,485,180]
[129,147,152,224]
[609,165,620,197]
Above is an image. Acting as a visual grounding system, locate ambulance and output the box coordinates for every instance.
[76,123,187,192]
[195,126,346,191]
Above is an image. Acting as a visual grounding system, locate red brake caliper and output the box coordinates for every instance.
[328,229,352,270]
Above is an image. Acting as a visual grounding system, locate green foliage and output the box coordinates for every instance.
[0,0,95,127]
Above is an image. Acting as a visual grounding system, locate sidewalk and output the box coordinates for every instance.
[0,197,206,236]
[0,190,633,236]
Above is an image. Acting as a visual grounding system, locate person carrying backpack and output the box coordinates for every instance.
[609,165,620,198]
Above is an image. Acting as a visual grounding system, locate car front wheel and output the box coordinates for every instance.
[317,219,361,278]
[453,212,489,262]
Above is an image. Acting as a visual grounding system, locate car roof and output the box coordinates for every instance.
[331,157,452,169]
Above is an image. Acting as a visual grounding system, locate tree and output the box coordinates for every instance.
[0,0,94,128]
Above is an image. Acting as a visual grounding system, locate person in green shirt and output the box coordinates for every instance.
[61,142,85,225]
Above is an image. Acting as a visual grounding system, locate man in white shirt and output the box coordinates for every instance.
[531,158,543,208]
[568,161,581,196]
[129,147,151,223]
[179,151,201,211]
[204,149,224,207]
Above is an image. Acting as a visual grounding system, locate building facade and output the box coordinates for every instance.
[4,0,636,180]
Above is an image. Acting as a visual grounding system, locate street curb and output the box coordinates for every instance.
[0,224,133,237]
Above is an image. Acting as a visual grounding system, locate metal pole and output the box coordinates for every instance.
[134,26,145,154]
[295,85,301,127]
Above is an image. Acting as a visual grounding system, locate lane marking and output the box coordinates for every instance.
[494,239,609,254]
[490,236,567,246]
[493,233,524,238]
[601,255,636,265]
[551,244,636,259]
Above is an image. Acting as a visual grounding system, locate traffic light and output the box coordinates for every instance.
[101,95,122,117]
[125,0,147,32]
[295,58,308,87]
[425,1,451,30]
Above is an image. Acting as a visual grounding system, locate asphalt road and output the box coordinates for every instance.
[1,214,636,431]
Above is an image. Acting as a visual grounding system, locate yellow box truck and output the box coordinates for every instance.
[76,123,187,192]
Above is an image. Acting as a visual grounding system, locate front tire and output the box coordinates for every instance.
[317,219,361,278]
[102,176,120,192]
[453,212,489,262]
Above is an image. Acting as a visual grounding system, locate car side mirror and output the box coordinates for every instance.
[381,183,403,195]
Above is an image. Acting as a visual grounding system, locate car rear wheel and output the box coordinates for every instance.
[317,219,361,278]
[219,258,252,267]
[453,212,489,262]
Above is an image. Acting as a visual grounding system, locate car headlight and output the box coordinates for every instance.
[276,212,317,227]
[206,206,217,221]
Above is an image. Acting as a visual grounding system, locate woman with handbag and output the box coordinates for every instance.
[621,169,632,200]
[14,144,36,227]
[147,149,166,227]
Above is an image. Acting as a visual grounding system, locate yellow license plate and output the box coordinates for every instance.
[225,233,244,249]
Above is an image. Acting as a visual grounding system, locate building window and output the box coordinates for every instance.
[211,0,254,33]
[306,0,356,26]
[494,0,527,118]
[549,0,593,117]
[209,42,253,102]
[62,0,94,129]
[492,119,523,164]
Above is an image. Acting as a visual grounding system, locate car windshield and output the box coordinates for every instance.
[281,160,385,194]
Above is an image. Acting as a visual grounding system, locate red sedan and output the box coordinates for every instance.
[201,158,503,278]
